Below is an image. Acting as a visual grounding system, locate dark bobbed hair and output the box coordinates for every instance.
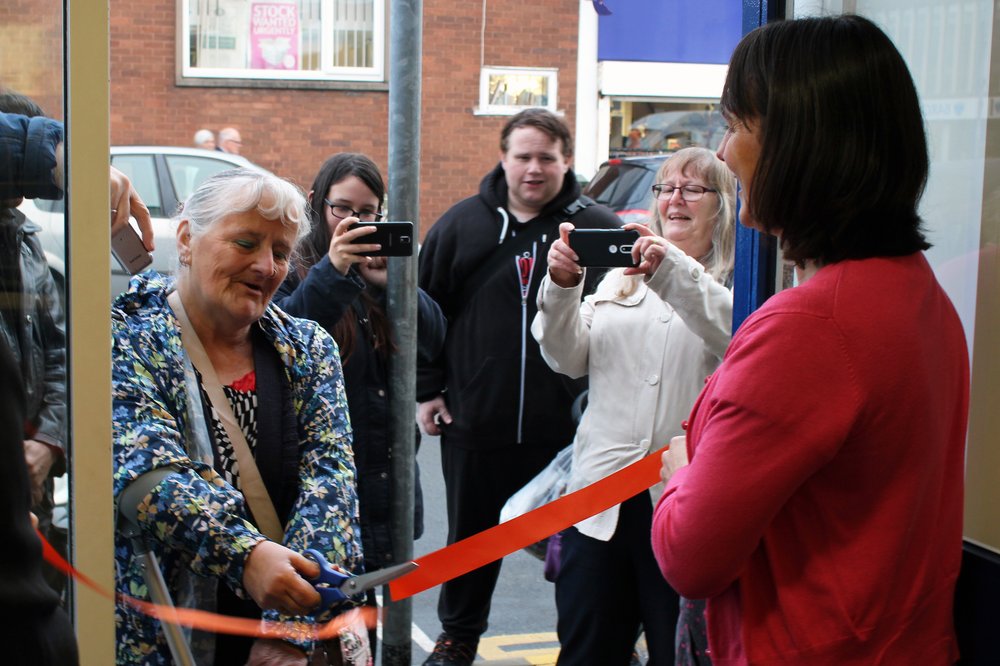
[300,152,392,362]
[721,15,930,264]
[500,108,574,159]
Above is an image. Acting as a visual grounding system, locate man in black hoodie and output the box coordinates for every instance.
[417,108,620,665]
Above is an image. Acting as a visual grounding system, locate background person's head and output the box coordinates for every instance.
[626,127,644,149]
[302,152,386,269]
[193,128,216,151]
[0,89,44,118]
[218,127,242,154]
[0,90,45,208]
[499,108,574,215]
[175,168,308,329]
[718,14,930,266]
[647,147,736,284]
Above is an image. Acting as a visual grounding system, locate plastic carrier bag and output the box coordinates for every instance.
[500,444,572,561]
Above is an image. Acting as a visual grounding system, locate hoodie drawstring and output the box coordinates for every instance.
[497,207,509,244]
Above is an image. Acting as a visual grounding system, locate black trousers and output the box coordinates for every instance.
[555,492,680,666]
[437,440,563,639]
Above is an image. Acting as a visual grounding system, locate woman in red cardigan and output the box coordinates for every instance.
[648,15,969,666]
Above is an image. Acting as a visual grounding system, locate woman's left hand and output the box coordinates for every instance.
[623,223,668,277]
[245,638,308,666]
[661,435,690,484]
[358,255,388,289]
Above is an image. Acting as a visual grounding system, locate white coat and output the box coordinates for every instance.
[531,242,732,540]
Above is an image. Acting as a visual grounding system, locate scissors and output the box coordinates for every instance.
[304,549,418,610]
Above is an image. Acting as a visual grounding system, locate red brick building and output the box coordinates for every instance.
[0,1,63,122]
[107,0,583,237]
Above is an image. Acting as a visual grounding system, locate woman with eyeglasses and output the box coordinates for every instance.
[651,16,968,665]
[274,152,445,660]
[531,146,735,666]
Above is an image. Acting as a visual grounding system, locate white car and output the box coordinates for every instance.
[20,146,264,297]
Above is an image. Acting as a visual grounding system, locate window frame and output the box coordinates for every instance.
[475,66,559,116]
[177,0,386,85]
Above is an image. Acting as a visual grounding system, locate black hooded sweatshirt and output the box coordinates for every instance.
[418,162,620,449]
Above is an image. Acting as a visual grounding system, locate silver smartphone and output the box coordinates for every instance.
[111,222,153,275]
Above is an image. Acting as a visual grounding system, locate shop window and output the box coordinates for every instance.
[476,67,558,115]
[181,0,385,83]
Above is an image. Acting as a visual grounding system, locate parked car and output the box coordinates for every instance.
[612,110,728,158]
[582,154,668,224]
[19,146,264,297]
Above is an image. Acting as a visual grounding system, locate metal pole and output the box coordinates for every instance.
[383,0,422,662]
[129,538,196,666]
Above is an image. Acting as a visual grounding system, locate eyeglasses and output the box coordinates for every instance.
[651,184,717,202]
[324,199,384,222]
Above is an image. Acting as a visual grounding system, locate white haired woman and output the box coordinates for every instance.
[111,168,363,666]
[531,147,736,665]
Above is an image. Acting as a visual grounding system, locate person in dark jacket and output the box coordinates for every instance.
[416,108,621,666]
[0,344,77,664]
[0,104,77,666]
[274,152,446,659]
[0,91,67,595]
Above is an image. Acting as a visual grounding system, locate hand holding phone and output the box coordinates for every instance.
[568,229,639,267]
[546,222,584,288]
[111,222,153,275]
[347,221,414,257]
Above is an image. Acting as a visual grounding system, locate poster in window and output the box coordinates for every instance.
[250,2,300,70]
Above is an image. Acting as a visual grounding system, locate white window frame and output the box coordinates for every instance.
[476,66,558,116]
[179,0,385,83]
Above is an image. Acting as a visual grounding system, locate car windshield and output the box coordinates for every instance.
[583,162,657,212]
[110,154,165,217]
[165,154,242,203]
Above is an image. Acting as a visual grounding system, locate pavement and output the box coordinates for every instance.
[401,434,562,665]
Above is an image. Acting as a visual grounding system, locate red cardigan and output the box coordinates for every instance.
[652,253,968,665]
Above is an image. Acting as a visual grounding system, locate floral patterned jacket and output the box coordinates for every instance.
[111,272,362,665]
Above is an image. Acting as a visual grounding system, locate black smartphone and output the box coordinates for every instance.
[568,229,639,267]
[348,221,414,257]
[111,223,153,275]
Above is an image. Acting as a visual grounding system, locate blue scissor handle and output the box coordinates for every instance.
[303,548,351,609]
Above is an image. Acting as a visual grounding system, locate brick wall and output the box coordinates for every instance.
[0,0,64,121]
[108,0,580,237]
[420,0,580,231]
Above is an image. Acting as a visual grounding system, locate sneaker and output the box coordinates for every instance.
[422,632,478,666]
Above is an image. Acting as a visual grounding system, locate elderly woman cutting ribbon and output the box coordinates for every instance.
[111,168,363,666]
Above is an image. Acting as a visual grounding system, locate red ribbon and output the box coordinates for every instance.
[39,531,374,640]
[39,448,666,629]
[389,448,665,600]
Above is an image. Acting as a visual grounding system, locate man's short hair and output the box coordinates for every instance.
[499,108,573,159]
[0,90,44,118]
